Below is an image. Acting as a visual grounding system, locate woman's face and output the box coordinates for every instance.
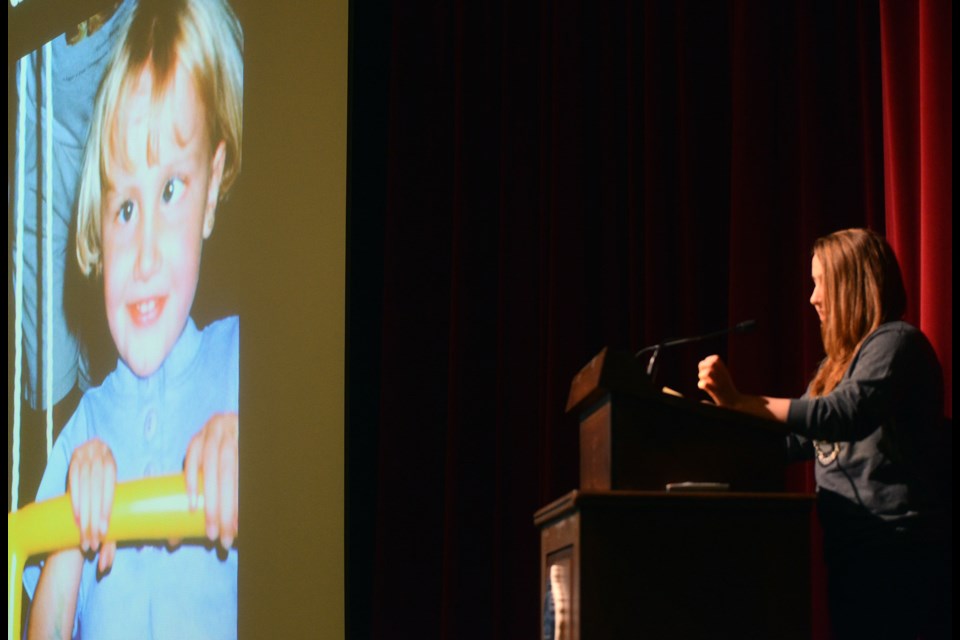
[810,255,826,323]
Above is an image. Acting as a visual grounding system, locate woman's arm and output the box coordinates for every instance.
[724,394,791,422]
[697,354,791,422]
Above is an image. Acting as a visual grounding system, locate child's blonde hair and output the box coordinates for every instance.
[76,0,243,276]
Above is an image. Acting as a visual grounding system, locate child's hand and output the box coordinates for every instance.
[184,412,238,551]
[67,438,118,574]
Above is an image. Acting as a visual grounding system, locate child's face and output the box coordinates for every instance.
[101,60,226,378]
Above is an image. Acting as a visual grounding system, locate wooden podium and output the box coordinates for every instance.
[536,348,814,639]
[568,347,789,492]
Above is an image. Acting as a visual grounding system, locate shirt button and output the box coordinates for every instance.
[144,409,157,439]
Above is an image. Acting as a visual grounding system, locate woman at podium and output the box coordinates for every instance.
[696,228,950,640]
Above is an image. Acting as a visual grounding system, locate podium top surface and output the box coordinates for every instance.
[533,489,816,528]
[566,348,652,411]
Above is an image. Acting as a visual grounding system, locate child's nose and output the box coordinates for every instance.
[135,215,161,280]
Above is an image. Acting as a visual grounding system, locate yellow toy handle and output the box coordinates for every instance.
[7,473,211,640]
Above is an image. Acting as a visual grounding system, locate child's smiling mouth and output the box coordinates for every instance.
[128,296,167,327]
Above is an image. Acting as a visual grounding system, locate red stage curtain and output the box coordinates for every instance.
[880,0,952,417]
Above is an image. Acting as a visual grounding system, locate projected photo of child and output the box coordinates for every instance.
[15,0,244,637]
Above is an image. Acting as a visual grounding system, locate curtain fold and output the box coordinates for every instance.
[880,0,952,417]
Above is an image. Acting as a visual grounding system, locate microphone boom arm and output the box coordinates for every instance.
[634,319,757,384]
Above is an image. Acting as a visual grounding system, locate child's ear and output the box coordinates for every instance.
[203,141,227,239]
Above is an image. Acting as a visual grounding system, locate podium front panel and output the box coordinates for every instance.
[579,392,787,492]
[535,491,814,640]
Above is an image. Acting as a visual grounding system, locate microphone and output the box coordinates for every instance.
[635,320,757,382]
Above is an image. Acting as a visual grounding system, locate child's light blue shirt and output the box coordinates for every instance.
[23,316,239,640]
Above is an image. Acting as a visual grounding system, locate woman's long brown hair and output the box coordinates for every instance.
[808,229,906,397]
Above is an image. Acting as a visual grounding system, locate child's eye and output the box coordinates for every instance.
[117,200,135,224]
[162,178,185,204]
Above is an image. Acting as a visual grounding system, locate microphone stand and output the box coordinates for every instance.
[634,320,756,386]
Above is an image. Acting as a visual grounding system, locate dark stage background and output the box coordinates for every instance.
[347,1,952,639]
